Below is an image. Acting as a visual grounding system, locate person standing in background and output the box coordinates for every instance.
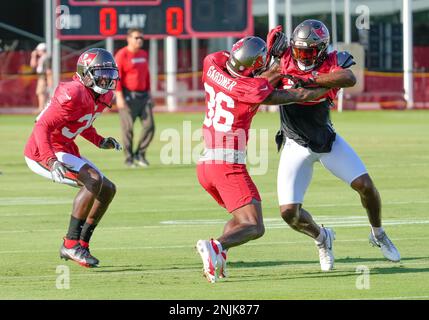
[115,28,155,168]
[30,42,52,113]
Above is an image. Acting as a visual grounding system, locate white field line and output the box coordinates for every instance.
[1,198,429,210]
[0,236,428,255]
[268,220,429,229]
[0,197,71,206]
[348,296,429,300]
[1,217,429,234]
[1,260,428,282]
[367,163,429,168]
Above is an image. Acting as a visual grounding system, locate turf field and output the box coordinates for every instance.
[0,110,428,300]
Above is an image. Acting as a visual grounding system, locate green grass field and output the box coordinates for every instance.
[0,110,428,300]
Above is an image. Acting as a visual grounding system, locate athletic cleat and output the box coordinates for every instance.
[60,241,99,268]
[81,245,100,266]
[196,240,220,283]
[218,251,228,279]
[369,231,400,262]
[134,154,149,167]
[315,227,335,271]
[125,160,137,168]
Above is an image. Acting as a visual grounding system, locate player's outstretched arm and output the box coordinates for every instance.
[256,59,283,87]
[262,87,329,105]
[313,69,356,88]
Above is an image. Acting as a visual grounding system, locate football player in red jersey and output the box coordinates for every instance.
[196,36,330,283]
[268,20,400,271]
[24,48,121,268]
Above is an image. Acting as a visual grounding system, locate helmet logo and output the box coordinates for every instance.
[79,52,97,66]
[313,26,327,39]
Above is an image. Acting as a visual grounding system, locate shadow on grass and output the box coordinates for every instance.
[336,256,427,264]
[228,256,427,270]
[93,263,200,273]
[92,256,429,278]
[221,256,429,283]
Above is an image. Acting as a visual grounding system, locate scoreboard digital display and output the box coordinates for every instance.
[56,0,253,39]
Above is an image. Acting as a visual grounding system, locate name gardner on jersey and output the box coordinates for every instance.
[206,65,237,92]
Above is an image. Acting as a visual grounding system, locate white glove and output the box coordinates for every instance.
[50,160,70,183]
[100,137,122,151]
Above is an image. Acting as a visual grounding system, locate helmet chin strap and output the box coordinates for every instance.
[87,71,110,94]
[93,85,109,95]
[297,61,315,72]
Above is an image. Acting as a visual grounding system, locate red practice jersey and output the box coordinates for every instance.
[201,51,274,151]
[24,75,113,165]
[114,47,150,92]
[280,47,343,104]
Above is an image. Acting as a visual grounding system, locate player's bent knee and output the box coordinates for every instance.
[280,205,300,226]
[107,181,117,200]
[351,174,376,195]
[110,182,117,197]
[254,223,265,239]
[105,180,117,196]
[84,172,103,195]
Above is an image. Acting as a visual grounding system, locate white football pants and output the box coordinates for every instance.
[277,134,367,205]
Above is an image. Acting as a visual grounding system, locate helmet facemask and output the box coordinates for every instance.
[87,68,119,94]
[290,20,330,72]
[291,42,327,71]
[76,48,119,95]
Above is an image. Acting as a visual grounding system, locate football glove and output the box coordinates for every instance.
[49,160,71,183]
[267,25,288,58]
[100,137,122,151]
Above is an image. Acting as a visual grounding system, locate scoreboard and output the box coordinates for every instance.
[56,0,253,39]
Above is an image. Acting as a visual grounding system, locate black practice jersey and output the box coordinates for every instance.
[279,100,336,153]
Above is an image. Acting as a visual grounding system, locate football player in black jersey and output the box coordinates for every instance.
[267,20,400,271]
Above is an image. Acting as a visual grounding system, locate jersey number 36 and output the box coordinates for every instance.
[203,82,234,132]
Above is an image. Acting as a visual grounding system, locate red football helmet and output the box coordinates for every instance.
[290,20,330,71]
[76,48,119,94]
[226,36,268,78]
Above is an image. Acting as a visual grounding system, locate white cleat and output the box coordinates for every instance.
[315,227,335,271]
[196,240,220,283]
[369,231,401,262]
[218,250,227,279]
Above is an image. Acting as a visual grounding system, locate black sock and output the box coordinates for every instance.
[80,223,97,243]
[66,215,85,240]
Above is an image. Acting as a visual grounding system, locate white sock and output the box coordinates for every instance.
[371,226,384,237]
[315,228,326,244]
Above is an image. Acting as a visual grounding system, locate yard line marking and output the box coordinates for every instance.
[0,236,428,254]
[306,200,429,208]
[268,220,429,228]
[368,163,429,168]
[160,217,429,229]
[1,217,429,234]
[0,197,71,206]
[1,198,429,211]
